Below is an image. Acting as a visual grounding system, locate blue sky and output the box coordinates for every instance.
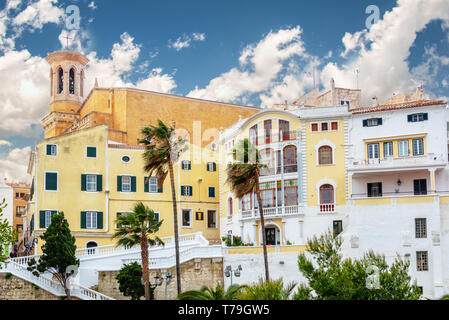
[0,0,449,182]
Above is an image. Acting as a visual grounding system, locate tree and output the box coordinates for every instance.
[238,279,296,300]
[27,212,79,300]
[178,283,243,300]
[226,139,270,281]
[296,231,421,300]
[140,120,186,295]
[0,199,17,267]
[116,262,145,300]
[112,202,164,300]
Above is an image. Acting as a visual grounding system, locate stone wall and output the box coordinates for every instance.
[97,257,223,300]
[0,273,59,300]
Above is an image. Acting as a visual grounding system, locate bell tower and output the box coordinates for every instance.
[42,51,89,138]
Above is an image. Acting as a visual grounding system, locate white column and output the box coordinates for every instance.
[298,219,304,244]
[253,223,258,245]
[432,232,444,298]
[282,219,287,245]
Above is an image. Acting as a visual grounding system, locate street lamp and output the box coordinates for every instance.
[224,265,242,285]
[154,272,174,300]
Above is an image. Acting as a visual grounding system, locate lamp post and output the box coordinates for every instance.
[154,272,173,300]
[224,265,242,286]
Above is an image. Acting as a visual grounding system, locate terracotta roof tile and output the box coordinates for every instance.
[351,100,446,115]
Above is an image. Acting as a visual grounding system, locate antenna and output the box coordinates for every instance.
[63,34,73,50]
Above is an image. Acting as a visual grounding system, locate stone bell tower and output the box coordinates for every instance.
[42,51,89,139]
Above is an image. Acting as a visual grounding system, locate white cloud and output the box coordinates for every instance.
[88,1,97,10]
[12,0,63,30]
[0,140,12,147]
[136,68,177,93]
[0,146,31,183]
[187,26,307,104]
[168,32,206,51]
[320,0,449,104]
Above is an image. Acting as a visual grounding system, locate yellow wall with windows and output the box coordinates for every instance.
[364,135,427,160]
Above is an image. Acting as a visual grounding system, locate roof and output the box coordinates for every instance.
[108,143,145,150]
[351,100,446,115]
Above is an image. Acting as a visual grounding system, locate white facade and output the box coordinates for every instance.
[0,179,14,256]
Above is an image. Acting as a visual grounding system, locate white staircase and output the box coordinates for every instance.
[0,233,220,300]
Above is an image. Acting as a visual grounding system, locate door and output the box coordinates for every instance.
[265,228,276,246]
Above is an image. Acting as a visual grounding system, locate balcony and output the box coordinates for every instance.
[320,204,335,213]
[256,131,299,147]
[348,154,447,173]
[260,164,298,177]
[240,205,302,220]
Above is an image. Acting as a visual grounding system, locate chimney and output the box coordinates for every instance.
[372,96,379,107]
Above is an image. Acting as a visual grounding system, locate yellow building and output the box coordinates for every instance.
[25,50,259,254]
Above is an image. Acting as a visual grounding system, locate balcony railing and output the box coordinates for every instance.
[254,131,299,147]
[260,164,298,176]
[349,154,446,171]
[240,205,301,220]
[351,191,436,199]
[320,204,335,213]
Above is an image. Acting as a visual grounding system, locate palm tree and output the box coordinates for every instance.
[226,138,270,281]
[238,279,297,300]
[140,120,186,295]
[112,202,164,300]
[177,283,243,300]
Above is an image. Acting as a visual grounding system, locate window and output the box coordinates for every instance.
[311,123,319,132]
[333,221,343,236]
[367,143,380,160]
[16,206,26,217]
[58,67,64,94]
[321,122,329,132]
[207,210,217,229]
[284,146,298,173]
[384,142,394,158]
[87,147,97,158]
[122,176,132,193]
[39,211,57,229]
[242,194,251,211]
[16,225,23,233]
[264,120,272,144]
[208,187,216,198]
[415,218,427,239]
[319,146,333,165]
[363,118,383,127]
[285,187,298,206]
[182,209,192,227]
[122,156,131,163]
[261,189,275,208]
[86,175,97,192]
[279,120,290,141]
[228,198,233,217]
[46,144,57,156]
[45,172,58,191]
[249,125,258,146]
[86,212,98,230]
[207,162,217,172]
[181,186,193,197]
[182,160,192,170]
[45,211,52,229]
[331,122,339,131]
[340,100,350,107]
[414,179,427,196]
[408,113,428,123]
[413,139,424,156]
[69,68,75,95]
[398,141,410,157]
[368,183,382,198]
[149,177,158,193]
[417,251,429,271]
[320,185,335,213]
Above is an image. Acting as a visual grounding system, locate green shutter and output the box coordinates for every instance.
[158,185,163,193]
[378,118,383,125]
[30,215,34,233]
[209,187,215,198]
[154,213,160,222]
[181,186,185,196]
[81,212,87,229]
[117,176,122,192]
[363,120,368,127]
[408,115,413,122]
[116,213,122,228]
[189,186,193,196]
[46,145,52,156]
[131,177,137,192]
[97,212,103,229]
[423,113,428,121]
[97,175,103,192]
[87,147,97,158]
[213,163,217,172]
[45,173,58,191]
[81,175,87,191]
[144,178,149,193]
[39,211,46,229]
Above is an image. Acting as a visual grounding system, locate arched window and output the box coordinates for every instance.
[69,68,75,94]
[279,120,291,141]
[284,146,297,173]
[260,148,275,176]
[320,185,335,213]
[58,67,64,94]
[319,146,333,165]
[86,241,98,255]
[228,198,233,217]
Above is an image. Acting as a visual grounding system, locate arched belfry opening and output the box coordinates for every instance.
[58,67,64,94]
[69,67,75,95]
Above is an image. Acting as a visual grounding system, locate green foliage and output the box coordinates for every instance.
[238,279,296,300]
[297,231,421,300]
[222,236,253,247]
[0,199,17,267]
[178,283,243,300]
[112,202,164,248]
[5,272,13,279]
[440,295,449,300]
[116,262,145,300]
[27,212,79,299]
